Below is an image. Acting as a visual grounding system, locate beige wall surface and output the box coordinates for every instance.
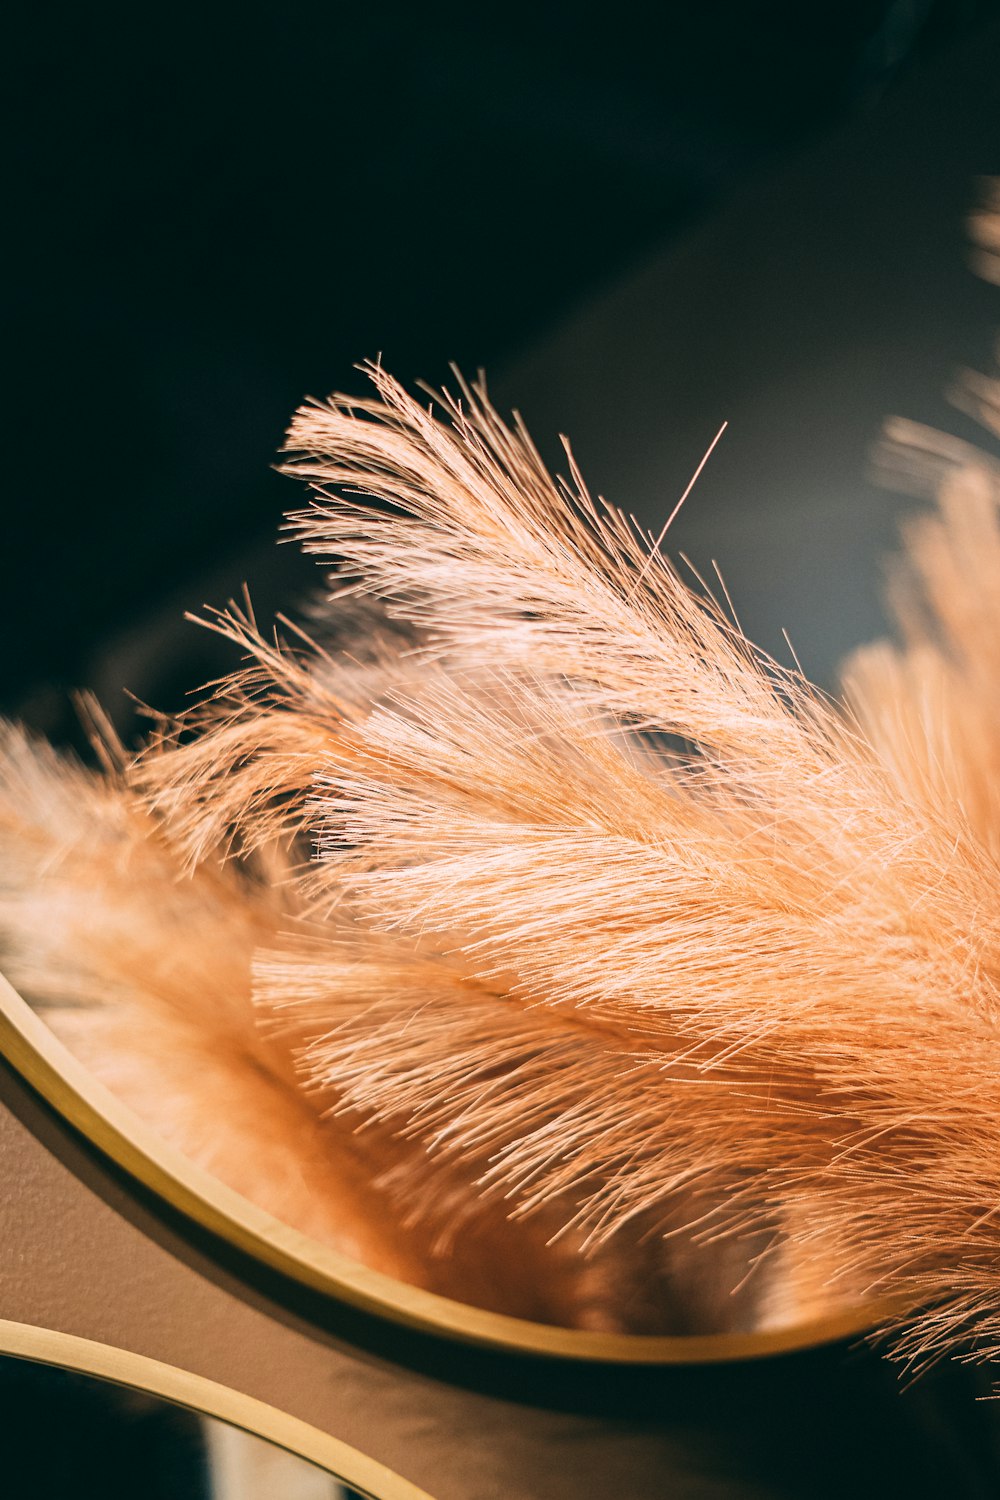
[5,1054,1000,1499]
[0,1054,769,1500]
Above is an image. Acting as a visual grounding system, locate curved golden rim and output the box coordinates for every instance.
[0,1318,434,1498]
[0,973,891,1363]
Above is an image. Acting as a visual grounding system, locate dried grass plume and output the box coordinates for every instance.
[6,225,1000,1355]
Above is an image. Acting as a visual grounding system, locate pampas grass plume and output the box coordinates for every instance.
[7,254,1000,1353]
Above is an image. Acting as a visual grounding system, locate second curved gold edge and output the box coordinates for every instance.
[0,1318,433,1499]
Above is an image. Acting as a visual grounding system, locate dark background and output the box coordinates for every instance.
[7,1,1000,739]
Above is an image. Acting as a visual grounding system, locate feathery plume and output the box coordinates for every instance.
[7,220,1000,1352]
[129,359,1000,1360]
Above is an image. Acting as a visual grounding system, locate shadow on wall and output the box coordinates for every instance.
[498,22,1000,692]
